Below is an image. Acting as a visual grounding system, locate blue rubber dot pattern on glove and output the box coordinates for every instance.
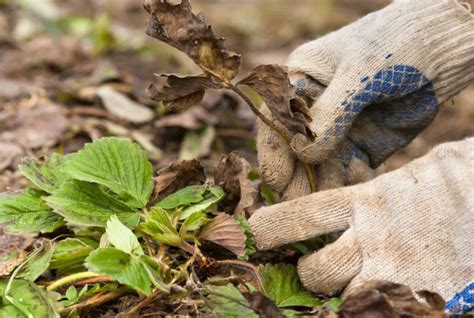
[445,282,474,316]
[334,64,439,167]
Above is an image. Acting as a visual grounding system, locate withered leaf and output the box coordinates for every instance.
[336,280,447,318]
[96,85,154,124]
[144,0,241,81]
[242,291,283,318]
[239,64,314,138]
[148,74,220,112]
[155,107,218,130]
[214,151,257,217]
[0,142,23,172]
[0,248,28,276]
[199,214,247,257]
[2,98,69,149]
[153,159,206,199]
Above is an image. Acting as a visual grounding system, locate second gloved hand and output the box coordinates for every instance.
[258,0,474,198]
[249,138,474,314]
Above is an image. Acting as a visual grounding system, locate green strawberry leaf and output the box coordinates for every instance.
[19,153,70,194]
[258,263,322,308]
[179,186,224,220]
[141,207,182,248]
[0,189,64,233]
[180,211,209,235]
[45,180,139,227]
[0,279,61,318]
[85,247,152,296]
[17,240,54,282]
[205,283,258,318]
[156,185,207,210]
[50,238,97,274]
[63,137,153,208]
[106,215,143,256]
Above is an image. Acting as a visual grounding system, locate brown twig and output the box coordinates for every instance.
[73,276,114,286]
[229,83,317,193]
[203,70,317,192]
[61,291,126,315]
[125,290,161,316]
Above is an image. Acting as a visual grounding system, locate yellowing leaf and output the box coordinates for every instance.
[106,215,143,256]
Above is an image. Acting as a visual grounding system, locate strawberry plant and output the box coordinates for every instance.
[0,137,338,317]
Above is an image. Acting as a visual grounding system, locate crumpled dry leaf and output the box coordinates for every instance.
[0,142,23,172]
[331,281,447,318]
[153,159,206,198]
[148,74,219,112]
[155,107,218,130]
[144,0,241,81]
[96,85,154,124]
[199,213,247,257]
[242,290,283,318]
[214,151,258,217]
[0,78,34,101]
[1,97,68,149]
[0,248,28,277]
[239,64,314,137]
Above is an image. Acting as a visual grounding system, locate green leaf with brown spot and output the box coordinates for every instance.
[85,247,152,296]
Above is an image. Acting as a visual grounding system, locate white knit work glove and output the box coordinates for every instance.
[257,0,474,199]
[249,138,474,315]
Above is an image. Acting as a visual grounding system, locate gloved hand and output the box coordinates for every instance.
[257,0,474,199]
[249,138,474,314]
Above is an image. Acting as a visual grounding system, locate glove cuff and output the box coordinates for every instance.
[418,0,474,102]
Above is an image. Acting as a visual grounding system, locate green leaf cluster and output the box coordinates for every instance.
[0,136,333,316]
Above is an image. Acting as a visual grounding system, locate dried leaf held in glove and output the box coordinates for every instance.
[239,64,314,137]
[144,0,241,81]
[148,74,220,112]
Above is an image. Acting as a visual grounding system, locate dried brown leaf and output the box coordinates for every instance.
[2,97,68,149]
[0,142,23,172]
[242,290,283,318]
[155,107,218,130]
[199,214,247,257]
[214,151,257,217]
[148,74,219,112]
[0,247,28,277]
[239,64,314,137]
[96,85,154,124]
[144,0,241,80]
[336,280,447,318]
[153,159,206,198]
